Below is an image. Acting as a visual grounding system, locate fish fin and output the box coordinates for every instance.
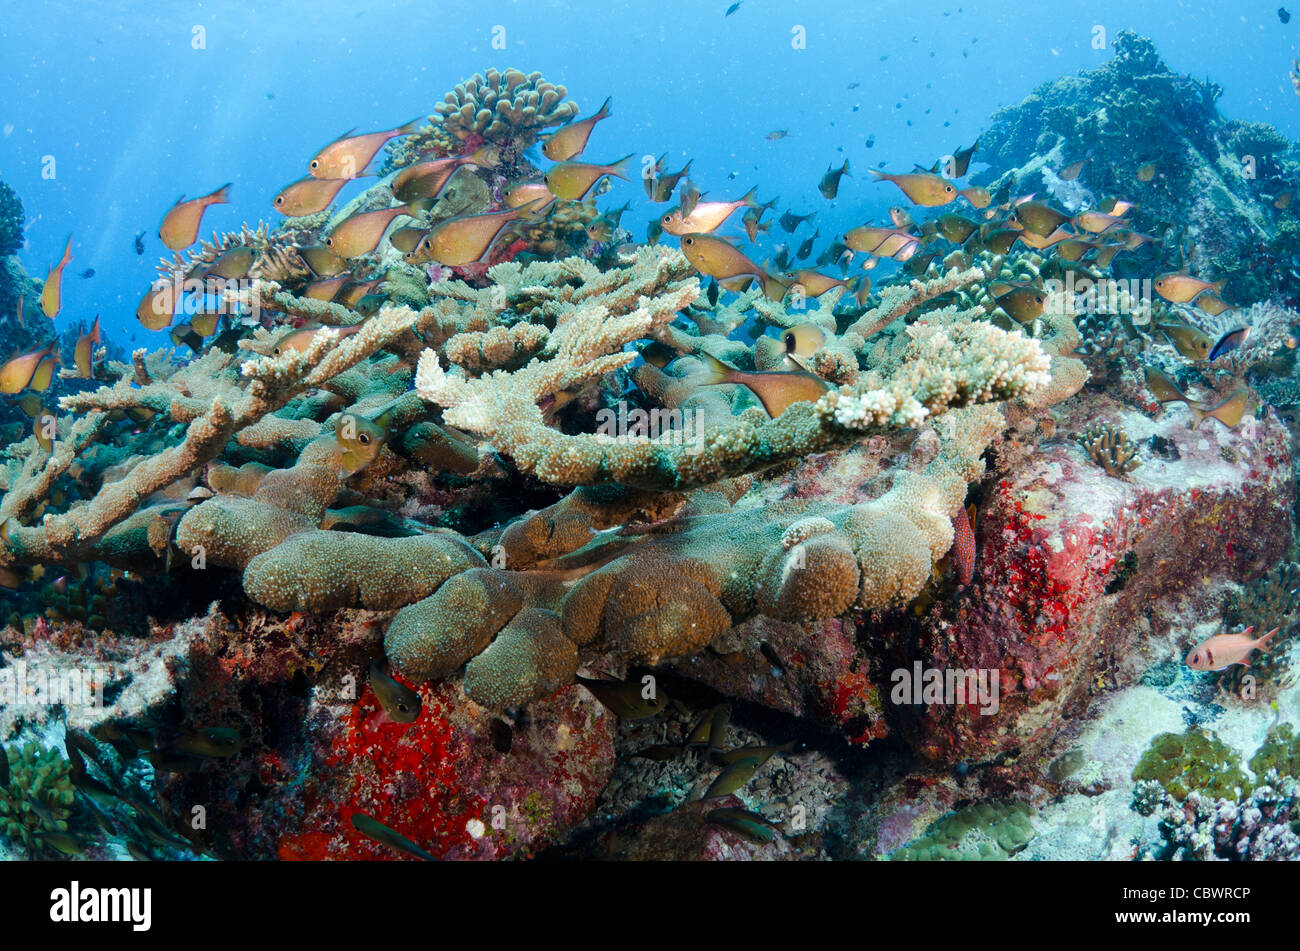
[608,153,636,181]
[1257,627,1280,652]
[593,96,613,120]
[695,350,735,385]
[397,116,428,135]
[740,186,759,207]
[207,183,233,205]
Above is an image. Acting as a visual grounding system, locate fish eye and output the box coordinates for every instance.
[359,433,371,445]
[684,237,694,246]
[310,160,319,169]
[663,215,672,224]
[274,196,284,205]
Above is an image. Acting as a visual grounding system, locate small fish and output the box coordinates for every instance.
[678,178,702,220]
[1274,190,1294,210]
[1281,7,1292,24]
[706,279,720,306]
[994,286,1046,323]
[576,675,666,719]
[390,146,499,202]
[133,231,145,255]
[349,812,437,861]
[787,270,846,298]
[269,324,362,358]
[887,206,915,229]
[717,741,795,767]
[78,268,94,279]
[74,315,101,379]
[369,657,422,723]
[1190,387,1251,430]
[725,1,742,14]
[203,246,255,280]
[542,96,612,162]
[819,160,850,199]
[951,503,976,585]
[171,727,244,758]
[1073,210,1126,234]
[782,323,826,357]
[932,212,977,244]
[680,234,787,301]
[1154,272,1224,304]
[843,225,919,259]
[325,203,421,259]
[697,350,828,417]
[778,209,816,233]
[648,159,693,203]
[766,129,790,141]
[299,244,349,277]
[159,184,232,250]
[704,754,762,799]
[662,187,760,236]
[308,118,424,179]
[796,231,818,260]
[1185,626,1277,671]
[273,176,350,216]
[959,186,991,209]
[949,140,978,178]
[502,181,556,210]
[34,832,85,856]
[1157,322,1213,360]
[646,219,663,245]
[705,807,778,844]
[543,154,634,201]
[336,408,395,477]
[1136,162,1157,183]
[870,169,958,206]
[1208,326,1250,361]
[39,234,74,319]
[1012,200,1069,236]
[1143,365,1193,404]
[0,342,58,394]
[1058,159,1088,182]
[29,355,57,393]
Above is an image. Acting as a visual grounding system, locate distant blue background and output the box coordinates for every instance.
[2,0,1297,345]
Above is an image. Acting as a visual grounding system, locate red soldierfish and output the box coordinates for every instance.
[1184,626,1278,672]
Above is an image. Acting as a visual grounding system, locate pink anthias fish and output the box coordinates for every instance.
[1183,626,1278,672]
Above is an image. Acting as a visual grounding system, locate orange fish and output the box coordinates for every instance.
[407,200,547,267]
[1185,626,1277,671]
[324,204,421,259]
[542,97,612,162]
[680,233,786,301]
[137,280,181,331]
[159,184,232,251]
[270,324,363,358]
[389,145,498,202]
[308,118,424,179]
[74,315,101,378]
[0,342,59,394]
[28,354,58,393]
[869,170,957,206]
[697,351,828,417]
[14,294,25,329]
[39,235,74,319]
[843,225,919,260]
[1154,272,1225,304]
[661,187,760,236]
[951,504,976,585]
[273,176,351,217]
[543,154,634,201]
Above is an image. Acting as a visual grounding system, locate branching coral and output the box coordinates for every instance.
[1076,422,1142,476]
[432,69,578,146]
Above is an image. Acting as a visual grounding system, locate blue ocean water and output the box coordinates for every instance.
[1,0,1296,346]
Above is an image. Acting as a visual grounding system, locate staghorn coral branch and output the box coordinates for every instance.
[847,264,990,340]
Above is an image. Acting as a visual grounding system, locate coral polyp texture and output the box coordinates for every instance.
[3,29,1300,866]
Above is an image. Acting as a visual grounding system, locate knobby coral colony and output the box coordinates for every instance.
[0,40,1298,861]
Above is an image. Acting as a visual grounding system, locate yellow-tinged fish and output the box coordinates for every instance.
[336,279,381,309]
[648,158,693,203]
[1143,365,1194,404]
[576,675,667,719]
[1058,159,1089,182]
[1195,293,1232,316]
[1015,226,1074,251]
[704,754,762,799]
[1275,190,1294,210]
[697,350,829,417]
[661,186,760,235]
[1190,387,1250,429]
[39,234,73,319]
[34,411,55,453]
[1136,162,1157,182]
[271,323,362,358]
[136,280,179,331]
[349,812,436,861]
[1157,323,1213,360]
[950,140,978,178]
[543,154,634,201]
[959,186,992,209]
[336,408,394,477]
[159,183,232,250]
[818,159,851,199]
[1185,625,1277,671]
[680,233,787,301]
[191,311,220,337]
[299,244,349,277]
[705,807,779,844]
[369,658,422,723]
[74,315,101,378]
[931,213,977,244]
[203,246,255,280]
[542,96,612,161]
[786,270,847,297]
[1073,210,1126,234]
[28,355,58,393]
[388,227,429,254]
[781,323,826,356]
[407,199,547,266]
[308,117,425,179]
[843,225,919,259]
[869,169,958,206]
[1154,272,1225,304]
[325,203,421,259]
[389,145,498,202]
[1012,200,1070,236]
[302,278,347,304]
[16,392,44,417]
[994,286,1047,323]
[273,176,350,216]
[1,342,58,394]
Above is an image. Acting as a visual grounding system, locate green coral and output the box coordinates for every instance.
[0,743,76,855]
[1249,724,1300,780]
[887,801,1035,861]
[1132,726,1249,801]
[0,179,23,257]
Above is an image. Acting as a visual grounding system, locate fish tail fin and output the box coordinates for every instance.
[60,234,74,264]
[91,315,101,343]
[1257,627,1280,652]
[1188,403,1207,429]
[594,96,613,120]
[851,274,871,306]
[763,194,780,210]
[842,159,851,176]
[208,183,233,206]
[397,116,428,135]
[868,168,887,180]
[695,350,735,386]
[609,153,636,181]
[761,272,789,302]
[740,186,759,208]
